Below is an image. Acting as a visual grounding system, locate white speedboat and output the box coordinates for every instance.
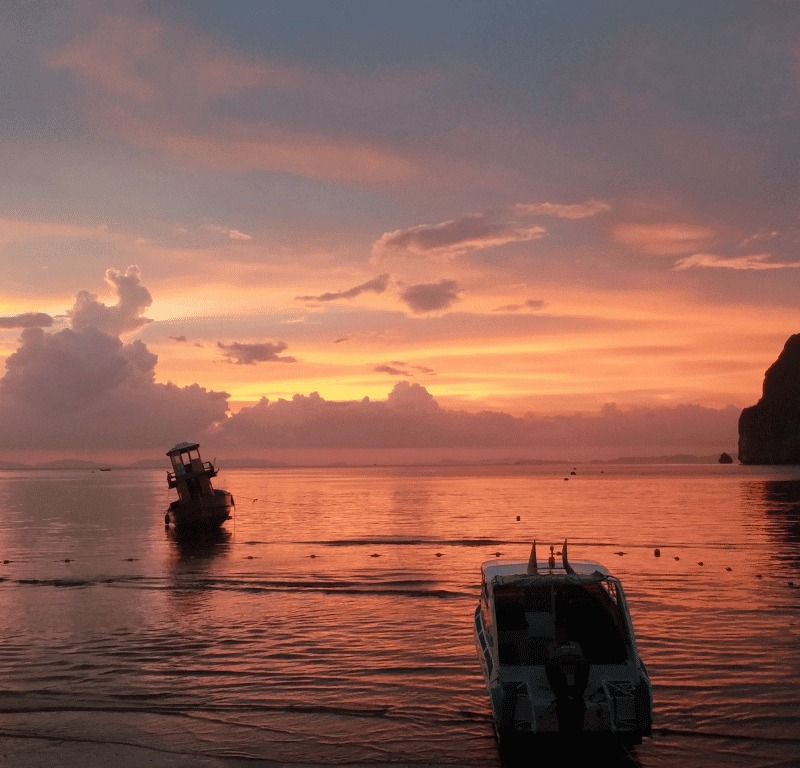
[165,442,234,529]
[474,541,652,749]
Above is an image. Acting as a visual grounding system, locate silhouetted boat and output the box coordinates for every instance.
[164,442,234,529]
[474,540,652,750]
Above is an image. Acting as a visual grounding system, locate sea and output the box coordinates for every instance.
[0,463,798,767]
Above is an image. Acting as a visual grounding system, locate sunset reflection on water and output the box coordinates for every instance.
[0,464,797,767]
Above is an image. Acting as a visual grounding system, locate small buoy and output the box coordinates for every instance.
[64,558,71,563]
[725,567,732,571]
[435,553,443,557]
[698,561,704,566]
[756,573,762,578]
[654,549,661,557]
[516,515,520,521]
[309,554,316,558]
[246,555,253,559]
[564,478,569,481]
[614,551,625,556]
[370,553,381,558]
[674,556,680,561]
[3,560,8,564]
[494,552,502,557]
[789,581,795,587]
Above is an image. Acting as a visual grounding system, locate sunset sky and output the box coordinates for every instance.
[1,0,798,463]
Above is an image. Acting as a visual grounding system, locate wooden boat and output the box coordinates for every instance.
[474,541,652,749]
[164,442,234,529]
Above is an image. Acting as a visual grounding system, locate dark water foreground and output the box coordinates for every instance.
[0,464,798,767]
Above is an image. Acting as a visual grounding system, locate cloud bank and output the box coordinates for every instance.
[212,383,739,453]
[0,268,739,460]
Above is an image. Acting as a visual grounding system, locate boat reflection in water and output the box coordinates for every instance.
[164,442,234,530]
[474,540,652,755]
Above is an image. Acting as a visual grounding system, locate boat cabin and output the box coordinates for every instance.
[166,442,218,504]
[479,557,638,670]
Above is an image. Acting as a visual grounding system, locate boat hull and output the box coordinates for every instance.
[474,605,652,746]
[166,489,234,529]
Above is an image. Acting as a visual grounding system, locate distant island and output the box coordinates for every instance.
[0,453,737,470]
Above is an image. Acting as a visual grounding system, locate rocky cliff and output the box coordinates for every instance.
[738,334,800,464]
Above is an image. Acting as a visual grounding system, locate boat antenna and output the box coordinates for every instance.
[562,538,575,574]
[526,540,538,575]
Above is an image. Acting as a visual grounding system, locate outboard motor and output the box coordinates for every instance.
[545,641,590,732]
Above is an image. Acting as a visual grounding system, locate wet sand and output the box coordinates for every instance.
[0,736,245,768]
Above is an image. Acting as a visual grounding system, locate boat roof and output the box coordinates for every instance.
[167,442,200,456]
[481,558,612,583]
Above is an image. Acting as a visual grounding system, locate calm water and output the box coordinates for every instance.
[0,464,798,767]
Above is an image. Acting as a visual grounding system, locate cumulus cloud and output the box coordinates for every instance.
[494,299,546,312]
[673,253,800,270]
[217,341,297,365]
[67,265,153,335]
[0,268,228,450]
[295,274,390,303]
[211,382,739,452]
[515,199,611,219]
[0,313,54,329]
[372,214,545,261]
[399,279,462,314]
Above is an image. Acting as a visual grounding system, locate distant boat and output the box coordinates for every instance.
[98,467,112,471]
[164,442,234,529]
[474,540,652,751]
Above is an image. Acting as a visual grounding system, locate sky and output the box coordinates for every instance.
[1,0,798,464]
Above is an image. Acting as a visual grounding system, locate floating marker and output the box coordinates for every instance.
[654,549,661,557]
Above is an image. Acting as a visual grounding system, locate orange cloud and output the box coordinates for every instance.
[612,223,716,255]
[516,199,611,219]
[674,252,800,270]
[47,15,161,102]
[45,12,418,186]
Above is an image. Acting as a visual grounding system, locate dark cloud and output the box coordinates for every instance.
[494,299,547,312]
[399,279,462,314]
[373,214,545,261]
[217,340,297,365]
[296,274,390,302]
[0,313,53,329]
[375,361,436,376]
[375,364,411,376]
[169,335,188,342]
